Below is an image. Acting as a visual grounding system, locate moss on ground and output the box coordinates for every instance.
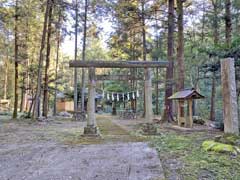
[215,133,240,146]
[202,140,237,154]
[151,131,240,179]
[60,116,146,145]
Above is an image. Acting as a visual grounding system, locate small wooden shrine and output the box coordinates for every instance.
[168,88,205,128]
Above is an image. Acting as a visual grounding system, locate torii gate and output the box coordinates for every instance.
[69,60,168,135]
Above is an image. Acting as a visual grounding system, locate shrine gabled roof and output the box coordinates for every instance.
[168,88,205,100]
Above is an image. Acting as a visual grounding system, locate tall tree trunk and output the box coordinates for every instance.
[27,89,34,117]
[53,13,61,116]
[13,0,19,119]
[141,0,147,117]
[141,1,146,62]
[210,71,216,121]
[176,0,184,91]
[176,0,185,118]
[81,0,88,112]
[212,0,219,45]
[32,0,51,119]
[74,0,78,116]
[4,30,10,100]
[225,0,232,47]
[201,2,206,43]
[193,67,200,116]
[209,0,219,121]
[156,68,159,115]
[25,56,30,112]
[43,0,53,117]
[163,0,174,121]
[24,2,30,112]
[4,60,8,100]
[20,75,26,112]
[154,9,159,115]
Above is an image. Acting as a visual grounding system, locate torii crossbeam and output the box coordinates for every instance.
[69,60,169,136]
[69,60,169,68]
[95,75,144,81]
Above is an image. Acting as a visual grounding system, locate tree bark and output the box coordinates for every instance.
[201,2,206,43]
[4,59,8,100]
[53,13,61,116]
[176,0,185,118]
[13,0,19,119]
[4,29,10,100]
[209,0,220,121]
[42,0,53,117]
[209,0,219,121]
[176,0,184,91]
[163,0,174,121]
[156,68,159,115]
[32,0,52,119]
[81,0,88,112]
[210,71,216,121]
[20,75,26,112]
[23,3,30,112]
[74,0,78,117]
[141,0,147,63]
[154,10,159,115]
[141,0,147,118]
[225,0,232,47]
[212,0,219,45]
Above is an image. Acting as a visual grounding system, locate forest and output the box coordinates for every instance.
[0,0,240,121]
[0,0,240,179]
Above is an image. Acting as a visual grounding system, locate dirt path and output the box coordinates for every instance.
[0,115,164,180]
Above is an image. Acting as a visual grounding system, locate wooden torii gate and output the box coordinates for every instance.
[69,60,168,135]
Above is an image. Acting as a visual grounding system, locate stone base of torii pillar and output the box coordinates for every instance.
[83,125,98,136]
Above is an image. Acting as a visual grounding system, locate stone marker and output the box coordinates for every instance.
[221,58,239,135]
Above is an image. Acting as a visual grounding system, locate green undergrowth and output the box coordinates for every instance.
[202,140,239,154]
[215,133,240,146]
[151,131,240,179]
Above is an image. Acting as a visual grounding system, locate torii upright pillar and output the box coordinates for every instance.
[83,67,98,135]
[144,68,153,122]
[69,60,169,136]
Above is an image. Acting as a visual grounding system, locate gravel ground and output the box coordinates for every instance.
[0,115,164,180]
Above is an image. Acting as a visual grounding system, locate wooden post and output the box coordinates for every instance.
[185,99,193,128]
[221,58,239,135]
[112,100,117,115]
[177,100,185,127]
[83,67,98,135]
[177,100,181,126]
[144,68,153,122]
